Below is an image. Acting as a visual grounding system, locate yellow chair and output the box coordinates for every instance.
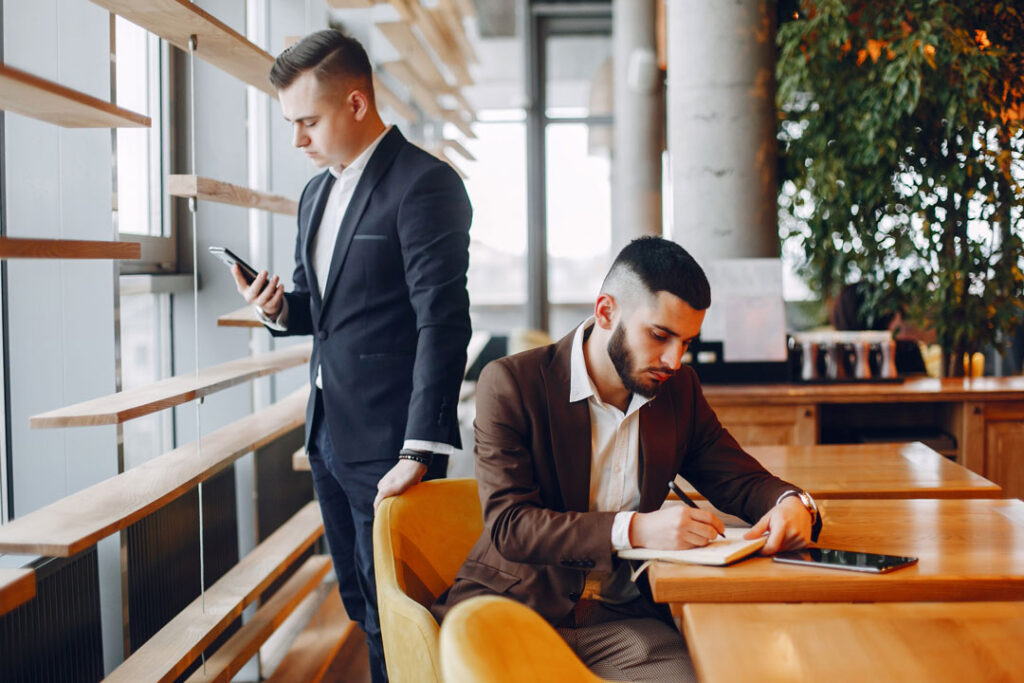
[439,595,614,683]
[373,478,482,683]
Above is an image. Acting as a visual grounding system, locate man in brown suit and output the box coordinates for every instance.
[432,237,820,681]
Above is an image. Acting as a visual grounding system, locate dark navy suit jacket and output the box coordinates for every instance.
[271,127,472,463]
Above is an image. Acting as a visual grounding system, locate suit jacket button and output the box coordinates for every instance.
[568,592,581,602]
[318,330,328,340]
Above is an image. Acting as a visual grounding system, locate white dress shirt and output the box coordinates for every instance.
[570,318,648,603]
[261,126,451,456]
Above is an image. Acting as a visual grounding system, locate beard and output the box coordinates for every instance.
[607,323,673,399]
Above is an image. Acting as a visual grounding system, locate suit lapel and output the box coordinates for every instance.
[302,171,335,311]
[638,386,679,512]
[318,127,404,322]
[542,331,592,513]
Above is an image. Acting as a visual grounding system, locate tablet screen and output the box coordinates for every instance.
[772,548,918,573]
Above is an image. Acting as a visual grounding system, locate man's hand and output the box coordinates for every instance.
[232,265,284,318]
[629,504,726,550]
[743,495,813,554]
[373,458,428,512]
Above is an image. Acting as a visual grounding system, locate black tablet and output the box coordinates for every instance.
[772,548,918,574]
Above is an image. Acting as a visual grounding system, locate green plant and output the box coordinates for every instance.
[777,0,1024,376]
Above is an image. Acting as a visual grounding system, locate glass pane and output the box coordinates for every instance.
[115,17,162,236]
[545,123,612,304]
[462,114,528,312]
[545,35,612,119]
[120,292,171,468]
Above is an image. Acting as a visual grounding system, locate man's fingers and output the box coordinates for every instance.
[761,522,787,555]
[688,508,726,535]
[744,513,770,540]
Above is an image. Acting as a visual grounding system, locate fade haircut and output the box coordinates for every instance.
[270,29,374,98]
[600,237,711,311]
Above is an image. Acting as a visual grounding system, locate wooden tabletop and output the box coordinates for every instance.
[648,498,1024,604]
[0,568,35,617]
[702,375,1024,405]
[679,442,1001,500]
[682,602,1024,683]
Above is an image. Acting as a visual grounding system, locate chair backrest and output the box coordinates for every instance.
[439,595,609,683]
[373,478,482,683]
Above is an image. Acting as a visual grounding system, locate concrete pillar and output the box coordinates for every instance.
[668,0,779,264]
[612,0,663,252]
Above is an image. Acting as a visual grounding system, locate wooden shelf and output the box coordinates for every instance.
[381,61,443,118]
[435,0,478,65]
[266,589,357,683]
[31,343,311,428]
[428,147,467,180]
[325,0,375,7]
[217,305,262,328]
[184,555,332,683]
[376,21,448,90]
[444,138,476,162]
[451,90,477,122]
[293,446,310,472]
[0,238,141,260]
[388,1,473,87]
[372,74,418,123]
[0,63,150,128]
[453,0,476,19]
[440,108,475,139]
[105,501,324,683]
[87,0,275,96]
[0,569,35,617]
[0,388,307,556]
[168,175,298,216]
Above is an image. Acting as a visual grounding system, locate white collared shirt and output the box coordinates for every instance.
[569,318,649,550]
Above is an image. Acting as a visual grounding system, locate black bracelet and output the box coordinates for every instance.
[398,449,433,466]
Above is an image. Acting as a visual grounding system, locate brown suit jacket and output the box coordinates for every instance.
[431,327,797,625]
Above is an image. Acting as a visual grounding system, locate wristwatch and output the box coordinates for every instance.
[779,489,822,542]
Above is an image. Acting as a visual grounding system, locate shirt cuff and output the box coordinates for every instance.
[402,439,454,456]
[256,298,288,331]
[611,511,636,550]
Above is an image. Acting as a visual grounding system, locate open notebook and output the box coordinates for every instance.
[617,528,766,567]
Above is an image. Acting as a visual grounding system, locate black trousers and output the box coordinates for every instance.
[307,390,447,683]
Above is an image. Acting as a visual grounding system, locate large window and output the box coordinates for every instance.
[458,111,528,308]
[119,293,173,468]
[114,16,175,271]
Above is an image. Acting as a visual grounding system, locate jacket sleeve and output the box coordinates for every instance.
[268,181,313,338]
[397,162,473,445]
[678,370,796,524]
[473,360,618,571]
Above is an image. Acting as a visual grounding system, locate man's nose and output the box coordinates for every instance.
[661,342,685,370]
[293,126,308,148]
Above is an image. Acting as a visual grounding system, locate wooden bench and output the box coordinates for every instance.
[0,568,35,617]
[267,588,362,682]
[183,555,332,683]
[0,388,306,556]
[30,344,310,428]
[104,501,324,682]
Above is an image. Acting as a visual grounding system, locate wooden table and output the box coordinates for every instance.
[702,376,1024,499]
[682,602,1024,683]
[648,498,1024,604]
[679,441,1001,500]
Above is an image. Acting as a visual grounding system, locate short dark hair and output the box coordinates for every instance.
[270,29,374,97]
[602,237,712,310]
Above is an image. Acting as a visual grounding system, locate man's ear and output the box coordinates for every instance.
[349,89,370,121]
[594,293,617,330]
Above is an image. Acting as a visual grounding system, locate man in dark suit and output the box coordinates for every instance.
[432,238,820,681]
[233,30,471,682]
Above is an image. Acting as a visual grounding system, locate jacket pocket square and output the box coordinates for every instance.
[352,234,388,241]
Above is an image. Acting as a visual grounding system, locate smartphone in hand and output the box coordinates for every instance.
[208,246,268,294]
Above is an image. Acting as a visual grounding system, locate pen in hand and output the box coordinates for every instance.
[668,480,726,539]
